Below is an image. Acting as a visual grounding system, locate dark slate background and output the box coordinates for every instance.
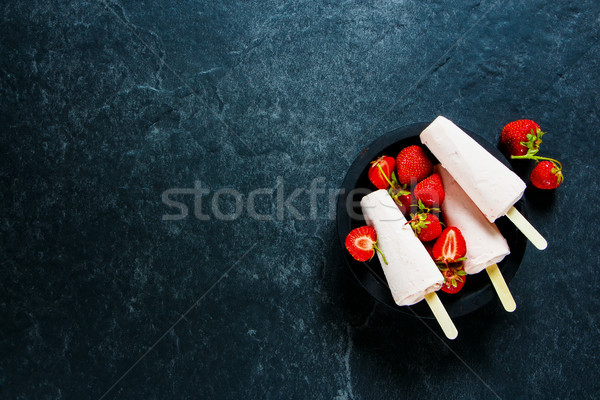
[1,0,599,399]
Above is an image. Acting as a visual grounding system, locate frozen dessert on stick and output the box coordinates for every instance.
[361,190,443,306]
[436,165,510,275]
[420,116,547,250]
[437,165,516,312]
[420,116,524,221]
[361,189,457,339]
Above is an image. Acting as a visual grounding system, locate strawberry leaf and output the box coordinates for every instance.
[391,171,399,186]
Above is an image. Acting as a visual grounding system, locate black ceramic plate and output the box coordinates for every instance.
[336,122,527,318]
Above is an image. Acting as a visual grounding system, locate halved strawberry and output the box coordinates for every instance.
[413,173,445,208]
[439,264,467,294]
[432,226,467,265]
[345,226,387,264]
[396,145,433,186]
[368,156,395,189]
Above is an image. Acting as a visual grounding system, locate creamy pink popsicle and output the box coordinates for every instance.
[360,189,444,306]
[436,165,510,275]
[420,116,526,223]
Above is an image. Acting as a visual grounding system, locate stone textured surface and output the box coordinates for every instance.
[1,0,599,399]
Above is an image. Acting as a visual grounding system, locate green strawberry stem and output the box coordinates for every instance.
[373,243,388,265]
[415,198,439,213]
[509,128,563,170]
[511,154,563,170]
[388,172,411,206]
[390,171,399,186]
[519,128,544,154]
[406,212,430,236]
[376,163,394,188]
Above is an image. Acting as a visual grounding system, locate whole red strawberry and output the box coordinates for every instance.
[368,156,395,189]
[439,264,467,294]
[389,185,414,215]
[408,212,442,242]
[432,226,467,265]
[530,160,564,189]
[345,226,387,264]
[397,192,414,215]
[501,119,545,157]
[396,145,433,186]
[413,173,445,207]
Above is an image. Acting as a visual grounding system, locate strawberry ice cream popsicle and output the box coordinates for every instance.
[437,165,516,311]
[420,116,547,250]
[361,189,443,305]
[436,165,510,275]
[361,189,457,339]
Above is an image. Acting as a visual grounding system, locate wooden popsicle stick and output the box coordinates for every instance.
[424,292,458,340]
[505,206,547,250]
[485,263,516,312]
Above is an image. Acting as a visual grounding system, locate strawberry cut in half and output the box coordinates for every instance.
[432,226,467,265]
[368,156,396,189]
[345,226,387,264]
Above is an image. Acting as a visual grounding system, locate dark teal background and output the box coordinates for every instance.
[1,1,598,399]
